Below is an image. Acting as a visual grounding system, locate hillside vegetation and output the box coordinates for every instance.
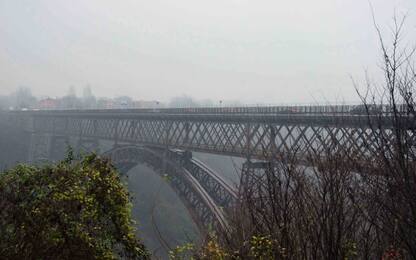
[0,152,148,260]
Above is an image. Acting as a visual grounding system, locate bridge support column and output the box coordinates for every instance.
[29,134,73,163]
[239,160,273,197]
[49,135,71,161]
[244,123,252,160]
[28,133,52,164]
[184,122,190,147]
[269,125,277,159]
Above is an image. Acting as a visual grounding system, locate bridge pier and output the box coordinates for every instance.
[29,133,101,164]
[239,159,275,197]
[49,135,71,161]
[28,133,51,164]
[29,134,72,163]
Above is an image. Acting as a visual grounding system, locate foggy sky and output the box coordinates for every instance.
[0,0,415,104]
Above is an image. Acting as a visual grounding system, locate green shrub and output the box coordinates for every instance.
[0,153,148,259]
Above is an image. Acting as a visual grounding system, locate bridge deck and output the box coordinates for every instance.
[8,108,413,161]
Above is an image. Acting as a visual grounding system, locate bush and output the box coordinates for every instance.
[0,153,148,259]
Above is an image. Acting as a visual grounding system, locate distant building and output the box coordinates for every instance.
[38,98,59,110]
[97,98,114,109]
[132,100,161,108]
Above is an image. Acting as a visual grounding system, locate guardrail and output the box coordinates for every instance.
[159,104,411,114]
[8,104,411,115]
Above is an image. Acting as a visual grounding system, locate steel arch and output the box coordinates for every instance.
[102,145,235,234]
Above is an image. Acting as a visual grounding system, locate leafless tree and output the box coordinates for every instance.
[353,13,416,259]
[198,13,416,260]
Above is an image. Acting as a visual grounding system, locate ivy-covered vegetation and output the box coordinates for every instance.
[0,152,148,259]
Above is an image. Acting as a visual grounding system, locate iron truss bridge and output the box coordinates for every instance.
[5,106,414,234]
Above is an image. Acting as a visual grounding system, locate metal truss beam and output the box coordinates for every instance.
[19,110,412,162]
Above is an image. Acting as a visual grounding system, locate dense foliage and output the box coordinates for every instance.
[0,153,148,259]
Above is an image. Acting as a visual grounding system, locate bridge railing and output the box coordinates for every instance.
[6,103,410,115]
[96,104,407,115]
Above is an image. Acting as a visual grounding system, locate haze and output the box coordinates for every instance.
[0,0,415,103]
